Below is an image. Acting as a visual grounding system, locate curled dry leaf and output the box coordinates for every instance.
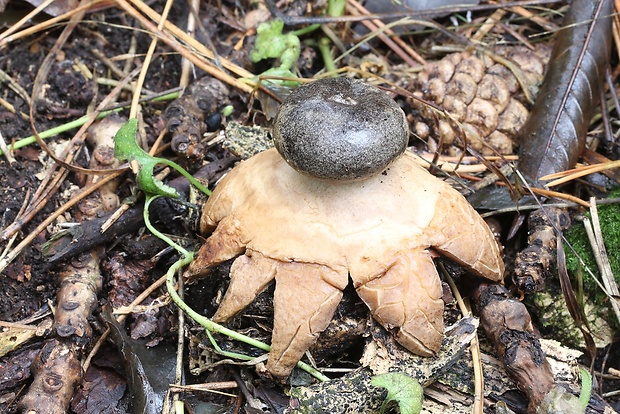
[517,0,613,181]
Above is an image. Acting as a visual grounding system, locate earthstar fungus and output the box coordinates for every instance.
[187,77,505,379]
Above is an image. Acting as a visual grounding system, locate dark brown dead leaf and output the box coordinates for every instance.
[0,346,41,391]
[101,307,177,414]
[104,252,157,309]
[517,0,613,181]
[71,366,127,414]
[13,0,78,17]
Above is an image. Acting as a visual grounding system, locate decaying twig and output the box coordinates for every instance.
[474,283,588,413]
[513,207,572,294]
[290,317,479,412]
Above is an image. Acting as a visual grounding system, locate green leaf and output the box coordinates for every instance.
[113,118,179,198]
[579,367,592,410]
[251,20,300,71]
[327,0,346,17]
[371,373,423,414]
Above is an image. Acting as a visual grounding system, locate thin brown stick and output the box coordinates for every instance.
[0,188,30,262]
[508,4,560,32]
[127,0,254,78]
[345,2,423,67]
[587,198,620,323]
[128,0,175,119]
[0,172,122,274]
[0,131,15,163]
[0,0,107,47]
[0,65,138,242]
[0,0,56,43]
[0,68,32,105]
[529,187,590,208]
[497,180,591,208]
[170,382,239,391]
[0,169,69,241]
[542,159,620,187]
[441,264,484,414]
[613,0,620,63]
[30,61,140,175]
[471,9,506,42]
[180,0,200,87]
[118,0,255,83]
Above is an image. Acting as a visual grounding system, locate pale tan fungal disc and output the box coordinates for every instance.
[188,122,504,378]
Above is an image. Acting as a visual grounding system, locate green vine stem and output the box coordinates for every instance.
[143,196,190,256]
[143,196,329,382]
[1,108,122,156]
[318,36,337,73]
[156,157,211,196]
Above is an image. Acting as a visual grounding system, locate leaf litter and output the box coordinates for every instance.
[0,0,620,412]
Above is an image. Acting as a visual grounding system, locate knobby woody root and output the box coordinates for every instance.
[19,117,124,412]
[513,207,571,294]
[18,339,82,414]
[19,251,102,413]
[473,282,591,413]
[163,76,230,164]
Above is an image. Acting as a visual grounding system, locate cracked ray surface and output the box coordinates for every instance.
[187,148,504,378]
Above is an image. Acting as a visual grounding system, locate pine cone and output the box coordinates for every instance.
[410,46,549,156]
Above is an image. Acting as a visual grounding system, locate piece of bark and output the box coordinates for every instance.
[0,346,42,391]
[104,252,158,309]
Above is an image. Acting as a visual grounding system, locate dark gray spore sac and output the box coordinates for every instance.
[273,78,409,180]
